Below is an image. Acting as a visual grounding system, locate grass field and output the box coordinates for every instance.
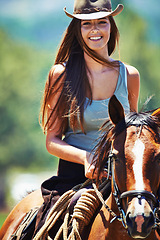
[0,212,9,228]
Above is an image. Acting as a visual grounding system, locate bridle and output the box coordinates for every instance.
[98,142,160,229]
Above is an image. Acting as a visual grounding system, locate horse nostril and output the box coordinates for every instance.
[146,212,155,228]
[126,212,133,228]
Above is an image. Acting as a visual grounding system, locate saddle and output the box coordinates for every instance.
[10,179,111,240]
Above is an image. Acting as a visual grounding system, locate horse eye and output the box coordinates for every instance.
[155,154,160,163]
[112,154,118,161]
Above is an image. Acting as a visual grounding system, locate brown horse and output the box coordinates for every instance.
[1,95,160,239]
[87,95,160,239]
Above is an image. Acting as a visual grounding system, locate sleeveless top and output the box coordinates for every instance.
[58,61,130,178]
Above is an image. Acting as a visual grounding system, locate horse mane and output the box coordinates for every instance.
[94,111,160,183]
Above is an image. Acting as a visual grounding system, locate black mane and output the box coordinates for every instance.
[115,111,160,136]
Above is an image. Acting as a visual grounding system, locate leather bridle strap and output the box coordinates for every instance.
[120,190,158,205]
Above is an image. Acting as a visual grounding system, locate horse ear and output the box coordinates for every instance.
[151,108,160,121]
[109,95,125,125]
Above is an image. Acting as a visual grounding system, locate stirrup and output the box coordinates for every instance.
[10,207,39,240]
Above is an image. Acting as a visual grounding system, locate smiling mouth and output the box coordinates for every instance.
[89,36,102,41]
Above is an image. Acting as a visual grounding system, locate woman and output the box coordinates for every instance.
[0,0,140,239]
[40,0,139,183]
[34,0,140,233]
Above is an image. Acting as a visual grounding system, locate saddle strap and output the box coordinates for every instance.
[10,207,39,240]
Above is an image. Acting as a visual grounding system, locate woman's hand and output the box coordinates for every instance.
[84,153,96,179]
[84,152,108,179]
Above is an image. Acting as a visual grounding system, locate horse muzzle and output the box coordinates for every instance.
[126,212,155,239]
[119,190,158,238]
[125,197,155,238]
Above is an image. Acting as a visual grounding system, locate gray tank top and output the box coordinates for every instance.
[63,61,130,152]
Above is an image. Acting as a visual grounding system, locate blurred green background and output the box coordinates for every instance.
[0,0,160,226]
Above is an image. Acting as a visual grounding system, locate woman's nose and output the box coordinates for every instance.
[91,28,99,34]
[91,24,99,33]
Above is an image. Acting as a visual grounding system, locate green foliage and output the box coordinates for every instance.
[116,7,160,110]
[0,212,9,228]
[0,30,58,172]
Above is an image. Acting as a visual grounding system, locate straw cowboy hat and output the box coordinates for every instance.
[64,0,123,20]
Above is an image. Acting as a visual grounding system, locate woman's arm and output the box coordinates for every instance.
[46,130,88,166]
[45,64,96,179]
[126,65,140,112]
[46,130,95,178]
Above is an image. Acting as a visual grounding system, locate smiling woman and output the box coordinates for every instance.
[0,0,140,239]
[81,18,111,53]
[34,0,139,236]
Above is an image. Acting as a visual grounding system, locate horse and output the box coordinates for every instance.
[0,95,160,239]
[87,95,160,239]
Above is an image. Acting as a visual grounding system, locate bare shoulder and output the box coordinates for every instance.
[49,63,65,85]
[125,64,140,80]
[124,64,140,111]
[124,64,140,89]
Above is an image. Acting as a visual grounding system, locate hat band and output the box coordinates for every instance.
[73,7,112,14]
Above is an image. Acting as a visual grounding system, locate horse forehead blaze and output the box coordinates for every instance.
[132,138,145,190]
[113,124,160,156]
[112,125,160,188]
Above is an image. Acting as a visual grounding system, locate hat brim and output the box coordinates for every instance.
[64,4,123,20]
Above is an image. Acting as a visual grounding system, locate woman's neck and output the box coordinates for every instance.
[84,51,112,74]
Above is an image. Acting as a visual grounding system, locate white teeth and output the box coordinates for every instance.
[89,36,102,40]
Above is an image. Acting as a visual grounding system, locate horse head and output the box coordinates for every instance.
[95,95,160,239]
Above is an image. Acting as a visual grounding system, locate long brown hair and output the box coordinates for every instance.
[40,16,120,134]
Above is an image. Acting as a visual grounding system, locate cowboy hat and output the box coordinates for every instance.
[64,0,123,20]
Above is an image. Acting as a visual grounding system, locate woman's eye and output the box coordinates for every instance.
[99,21,107,24]
[82,22,91,26]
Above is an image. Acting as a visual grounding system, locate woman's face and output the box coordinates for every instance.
[81,17,111,54]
